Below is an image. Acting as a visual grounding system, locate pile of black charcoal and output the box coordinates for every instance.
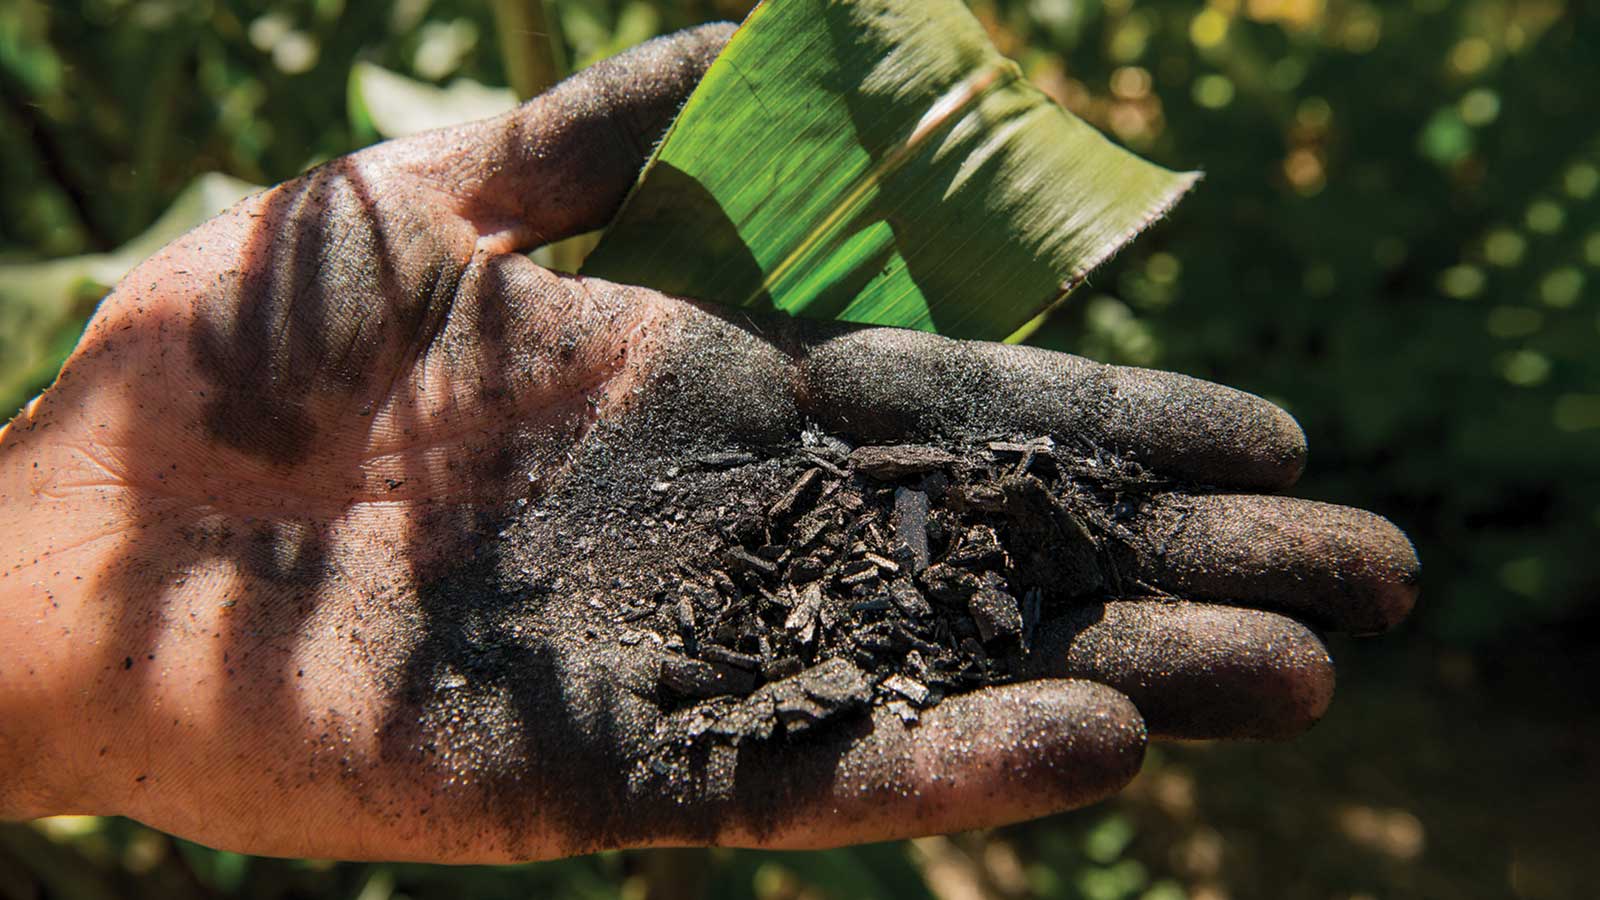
[625,432,1167,744]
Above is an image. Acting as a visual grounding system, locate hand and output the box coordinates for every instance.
[0,24,1417,862]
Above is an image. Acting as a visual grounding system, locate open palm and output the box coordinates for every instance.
[0,26,1416,862]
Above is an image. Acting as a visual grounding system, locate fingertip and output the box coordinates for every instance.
[586,23,737,120]
[1170,608,1335,741]
[678,21,740,59]
[1031,602,1336,741]
[1150,496,1421,634]
[1358,516,1421,635]
[929,680,1147,810]
[897,679,1149,831]
[1102,366,1307,490]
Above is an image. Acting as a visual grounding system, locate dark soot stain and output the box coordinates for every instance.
[382,428,1174,848]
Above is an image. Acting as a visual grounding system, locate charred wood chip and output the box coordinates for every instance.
[987,437,1056,456]
[784,583,823,644]
[754,658,871,735]
[777,659,876,730]
[838,559,878,587]
[787,554,826,583]
[721,518,765,548]
[1055,506,1099,546]
[892,623,945,657]
[762,656,803,681]
[892,487,932,572]
[1021,586,1042,647]
[850,445,960,479]
[768,467,824,520]
[724,547,778,579]
[801,429,853,459]
[881,673,932,706]
[920,563,981,606]
[1004,474,1056,510]
[953,481,1008,512]
[700,645,762,671]
[864,552,900,574]
[864,521,886,547]
[886,578,933,618]
[946,524,1005,569]
[968,573,1022,642]
[684,580,723,610]
[756,545,791,569]
[791,511,835,550]
[852,632,896,656]
[773,693,828,732]
[803,451,848,477]
[712,615,743,645]
[660,656,759,700]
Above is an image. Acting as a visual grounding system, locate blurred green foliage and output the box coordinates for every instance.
[2,1,1596,898]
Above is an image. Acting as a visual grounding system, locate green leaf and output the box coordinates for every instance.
[348,62,519,140]
[0,173,260,414]
[582,0,1197,342]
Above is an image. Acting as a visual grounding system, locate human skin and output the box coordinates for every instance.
[0,25,1417,862]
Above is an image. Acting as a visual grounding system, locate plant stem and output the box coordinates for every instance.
[491,0,567,101]
[491,0,594,272]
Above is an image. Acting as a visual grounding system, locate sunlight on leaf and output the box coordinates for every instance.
[348,62,519,139]
[583,0,1197,342]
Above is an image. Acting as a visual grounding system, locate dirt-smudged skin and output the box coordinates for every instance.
[0,25,1418,862]
[355,298,1127,850]
[350,299,1410,853]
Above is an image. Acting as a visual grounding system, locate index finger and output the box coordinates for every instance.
[796,325,1308,491]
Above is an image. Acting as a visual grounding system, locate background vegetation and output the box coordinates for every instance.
[2,1,1595,897]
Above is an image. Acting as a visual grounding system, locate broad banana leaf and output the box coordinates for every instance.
[583,0,1198,342]
[348,62,519,139]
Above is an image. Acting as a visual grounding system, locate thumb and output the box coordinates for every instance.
[387,23,736,251]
